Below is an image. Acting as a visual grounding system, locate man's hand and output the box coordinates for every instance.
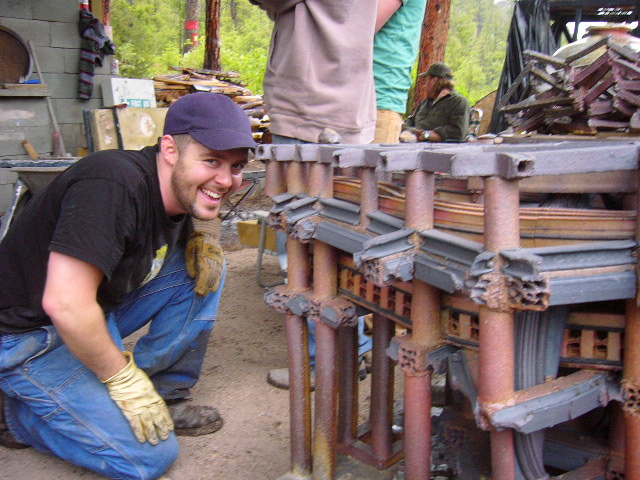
[399,129,419,143]
[185,218,224,296]
[103,351,174,445]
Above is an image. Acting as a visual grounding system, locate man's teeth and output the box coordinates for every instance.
[202,188,222,199]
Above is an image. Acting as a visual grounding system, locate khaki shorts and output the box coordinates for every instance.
[373,109,403,144]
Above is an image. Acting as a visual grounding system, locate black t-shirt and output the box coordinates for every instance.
[0,146,186,333]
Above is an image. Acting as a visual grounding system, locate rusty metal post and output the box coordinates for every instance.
[479,176,519,480]
[623,169,640,480]
[359,167,378,230]
[338,325,358,445]
[285,221,313,477]
[370,313,396,460]
[264,159,286,198]
[624,298,640,479]
[401,170,441,480]
[312,241,340,480]
[287,160,307,195]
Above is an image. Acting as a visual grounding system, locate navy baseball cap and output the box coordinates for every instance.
[164,92,257,151]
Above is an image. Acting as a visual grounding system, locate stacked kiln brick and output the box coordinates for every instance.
[257,140,640,480]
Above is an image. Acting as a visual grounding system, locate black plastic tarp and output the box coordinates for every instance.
[489,0,557,133]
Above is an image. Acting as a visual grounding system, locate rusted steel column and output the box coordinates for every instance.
[609,402,626,476]
[625,300,640,479]
[338,325,358,444]
[359,167,378,229]
[402,169,441,480]
[309,163,332,199]
[479,176,519,480]
[287,160,307,195]
[312,241,340,480]
[405,170,434,231]
[370,313,396,459]
[264,157,286,197]
[624,170,640,480]
[286,238,313,477]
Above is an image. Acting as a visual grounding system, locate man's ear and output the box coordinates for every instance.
[160,135,179,166]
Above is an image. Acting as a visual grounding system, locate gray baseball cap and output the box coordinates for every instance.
[419,62,453,79]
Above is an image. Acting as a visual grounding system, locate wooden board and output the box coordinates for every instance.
[115,107,168,150]
[87,109,118,151]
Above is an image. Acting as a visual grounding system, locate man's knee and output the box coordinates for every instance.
[108,435,180,480]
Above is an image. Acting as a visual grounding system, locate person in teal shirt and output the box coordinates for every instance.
[373,0,428,143]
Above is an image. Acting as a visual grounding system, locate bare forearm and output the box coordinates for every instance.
[376,0,402,31]
[43,251,127,381]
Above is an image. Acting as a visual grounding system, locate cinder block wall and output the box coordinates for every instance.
[0,1,116,159]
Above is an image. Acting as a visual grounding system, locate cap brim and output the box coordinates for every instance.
[190,129,257,151]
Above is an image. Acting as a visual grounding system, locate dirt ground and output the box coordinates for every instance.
[0,180,407,480]
[1,247,294,480]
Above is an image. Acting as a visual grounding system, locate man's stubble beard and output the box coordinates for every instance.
[170,159,220,221]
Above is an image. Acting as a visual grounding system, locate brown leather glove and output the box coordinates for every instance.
[185,218,225,296]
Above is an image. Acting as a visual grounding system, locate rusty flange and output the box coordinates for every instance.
[310,296,359,329]
[359,251,416,287]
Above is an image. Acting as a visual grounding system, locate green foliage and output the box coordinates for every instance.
[110,0,271,94]
[446,0,514,105]
[111,0,186,78]
[110,0,512,102]
[220,1,271,94]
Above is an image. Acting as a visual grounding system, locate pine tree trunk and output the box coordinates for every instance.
[184,0,200,54]
[413,0,452,107]
[204,0,221,71]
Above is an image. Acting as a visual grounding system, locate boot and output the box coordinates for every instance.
[166,398,223,437]
[267,368,316,391]
[0,391,29,449]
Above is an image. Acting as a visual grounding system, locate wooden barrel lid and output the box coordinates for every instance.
[0,26,33,85]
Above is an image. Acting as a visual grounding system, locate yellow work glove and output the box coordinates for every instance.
[185,217,224,296]
[102,351,174,445]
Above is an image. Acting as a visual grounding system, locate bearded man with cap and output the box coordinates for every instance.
[0,92,255,479]
[401,62,471,143]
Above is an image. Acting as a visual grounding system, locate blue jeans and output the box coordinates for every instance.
[271,134,372,364]
[0,249,224,479]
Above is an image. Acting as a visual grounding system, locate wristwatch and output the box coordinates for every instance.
[420,130,431,142]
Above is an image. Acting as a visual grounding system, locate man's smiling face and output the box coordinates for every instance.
[169,138,248,221]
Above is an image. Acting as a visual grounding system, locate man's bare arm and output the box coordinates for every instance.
[42,251,127,381]
[376,0,403,31]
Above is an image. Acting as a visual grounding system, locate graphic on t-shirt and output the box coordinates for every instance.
[140,245,168,286]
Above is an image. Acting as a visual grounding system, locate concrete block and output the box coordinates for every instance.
[34,46,70,74]
[0,1,31,19]
[0,98,50,128]
[0,169,19,217]
[50,20,79,49]
[0,125,51,157]
[32,0,76,23]
[59,122,85,157]
[44,72,79,99]
[54,98,101,124]
[0,18,50,47]
[63,48,79,74]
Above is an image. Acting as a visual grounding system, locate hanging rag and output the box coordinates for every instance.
[78,9,116,100]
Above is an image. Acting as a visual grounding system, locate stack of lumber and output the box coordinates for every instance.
[154,68,270,142]
[500,35,640,135]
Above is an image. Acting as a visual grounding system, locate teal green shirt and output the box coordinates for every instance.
[373,0,428,114]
